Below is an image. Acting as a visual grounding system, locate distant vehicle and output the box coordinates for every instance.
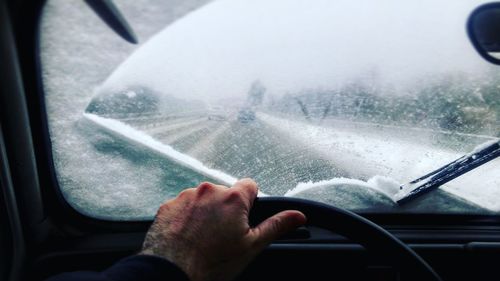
[207,106,228,121]
[237,107,256,123]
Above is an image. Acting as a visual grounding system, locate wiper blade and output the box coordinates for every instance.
[396,139,500,204]
[84,0,138,44]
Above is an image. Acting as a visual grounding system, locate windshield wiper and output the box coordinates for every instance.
[395,139,500,204]
[84,0,138,44]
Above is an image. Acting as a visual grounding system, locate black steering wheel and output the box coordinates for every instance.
[250,197,442,281]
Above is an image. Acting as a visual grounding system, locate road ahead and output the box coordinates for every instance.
[121,113,347,195]
[93,109,497,214]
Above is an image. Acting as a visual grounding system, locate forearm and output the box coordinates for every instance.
[45,255,189,281]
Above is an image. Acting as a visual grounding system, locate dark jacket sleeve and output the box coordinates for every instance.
[45,255,190,281]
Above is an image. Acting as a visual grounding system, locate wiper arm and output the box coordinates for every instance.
[84,0,138,44]
[395,139,500,204]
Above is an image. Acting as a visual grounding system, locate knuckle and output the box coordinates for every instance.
[269,216,283,233]
[196,182,215,196]
[197,181,213,188]
[226,189,245,204]
[240,178,257,188]
[178,188,195,198]
[237,178,258,196]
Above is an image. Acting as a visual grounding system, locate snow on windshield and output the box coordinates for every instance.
[42,0,499,220]
[100,0,491,102]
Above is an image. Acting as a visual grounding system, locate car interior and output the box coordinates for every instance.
[1,0,500,281]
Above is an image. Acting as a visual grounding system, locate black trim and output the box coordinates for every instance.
[0,2,29,279]
[0,124,26,281]
[30,231,500,281]
[2,0,48,244]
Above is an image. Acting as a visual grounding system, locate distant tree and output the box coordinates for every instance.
[86,86,160,118]
[268,71,498,135]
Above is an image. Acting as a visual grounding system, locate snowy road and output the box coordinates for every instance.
[84,110,498,213]
[257,113,500,212]
[117,112,347,195]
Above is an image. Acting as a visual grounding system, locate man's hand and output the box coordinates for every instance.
[140,178,306,281]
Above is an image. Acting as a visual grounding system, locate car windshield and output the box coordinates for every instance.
[41,0,499,220]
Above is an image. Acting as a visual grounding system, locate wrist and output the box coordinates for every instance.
[106,255,190,281]
[138,248,204,281]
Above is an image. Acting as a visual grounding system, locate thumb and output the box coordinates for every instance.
[252,210,307,249]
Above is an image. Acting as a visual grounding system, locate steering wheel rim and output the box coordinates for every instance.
[250,197,442,281]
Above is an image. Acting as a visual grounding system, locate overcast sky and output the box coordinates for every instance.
[100,0,491,103]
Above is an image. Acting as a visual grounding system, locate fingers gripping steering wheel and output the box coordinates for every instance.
[250,197,442,281]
